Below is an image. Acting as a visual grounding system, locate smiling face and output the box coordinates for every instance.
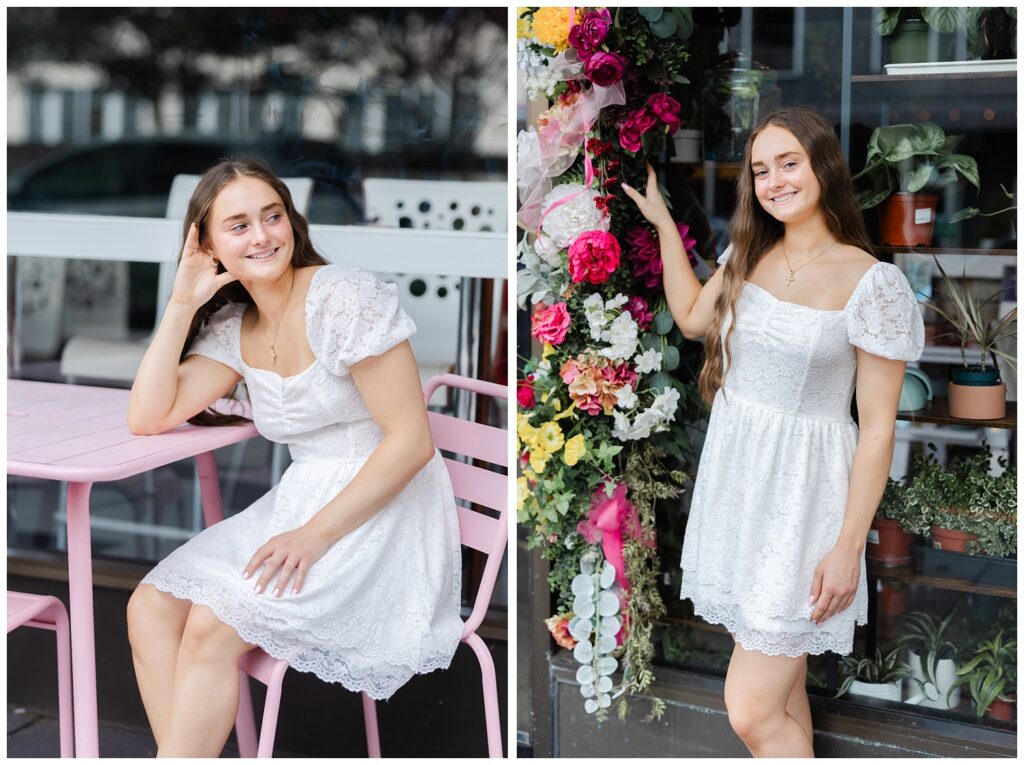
[750,124,822,226]
[204,175,295,281]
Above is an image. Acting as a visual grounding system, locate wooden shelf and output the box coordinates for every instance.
[851,71,1016,99]
[874,246,1016,257]
[896,396,1016,429]
[853,71,1016,85]
[867,561,1017,599]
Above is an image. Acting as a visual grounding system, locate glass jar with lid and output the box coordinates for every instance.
[701,51,781,162]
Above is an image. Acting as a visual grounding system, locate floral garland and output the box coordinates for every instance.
[517,7,707,721]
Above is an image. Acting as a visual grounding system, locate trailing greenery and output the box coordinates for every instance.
[876,476,930,535]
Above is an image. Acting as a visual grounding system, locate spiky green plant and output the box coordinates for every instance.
[835,644,915,699]
[946,629,1016,718]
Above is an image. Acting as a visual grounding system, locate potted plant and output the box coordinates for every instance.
[898,611,961,709]
[965,7,1017,60]
[924,255,1017,419]
[905,446,1017,556]
[835,644,915,702]
[877,8,964,64]
[852,122,980,247]
[947,629,1017,721]
[868,478,928,566]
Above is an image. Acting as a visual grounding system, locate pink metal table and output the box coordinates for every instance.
[7,380,258,757]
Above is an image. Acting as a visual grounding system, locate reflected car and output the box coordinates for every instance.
[8,136,365,224]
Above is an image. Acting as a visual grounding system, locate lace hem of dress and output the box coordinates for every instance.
[143,569,461,700]
[681,586,866,657]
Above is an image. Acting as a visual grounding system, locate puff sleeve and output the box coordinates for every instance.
[307,266,417,375]
[184,302,245,374]
[845,263,925,361]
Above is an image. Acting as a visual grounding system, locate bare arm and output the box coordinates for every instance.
[127,222,239,434]
[621,163,727,340]
[810,349,905,624]
[244,340,437,597]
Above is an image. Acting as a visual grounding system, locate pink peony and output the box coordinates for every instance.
[569,8,613,54]
[647,93,682,133]
[583,51,626,87]
[624,296,654,330]
[531,302,571,345]
[568,230,621,284]
[560,356,633,416]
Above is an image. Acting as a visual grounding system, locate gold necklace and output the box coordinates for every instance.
[781,239,838,286]
[264,272,297,365]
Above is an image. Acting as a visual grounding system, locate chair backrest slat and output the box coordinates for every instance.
[455,506,502,554]
[444,457,506,514]
[428,411,507,467]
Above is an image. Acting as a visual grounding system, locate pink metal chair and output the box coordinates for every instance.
[7,592,75,757]
[227,373,508,757]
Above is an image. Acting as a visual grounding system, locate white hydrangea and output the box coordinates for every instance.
[599,312,639,362]
[533,233,563,267]
[634,348,663,375]
[535,357,552,379]
[540,183,608,249]
[611,388,680,442]
[517,39,560,100]
[615,384,638,411]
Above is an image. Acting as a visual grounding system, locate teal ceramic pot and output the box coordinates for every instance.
[898,367,932,411]
[950,365,1001,386]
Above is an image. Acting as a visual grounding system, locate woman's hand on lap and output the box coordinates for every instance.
[808,544,860,625]
[243,525,329,597]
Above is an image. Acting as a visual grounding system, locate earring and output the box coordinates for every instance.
[210,254,218,268]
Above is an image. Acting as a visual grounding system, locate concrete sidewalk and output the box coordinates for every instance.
[7,706,304,758]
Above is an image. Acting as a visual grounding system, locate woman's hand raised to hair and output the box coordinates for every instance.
[170,222,239,311]
[621,162,675,233]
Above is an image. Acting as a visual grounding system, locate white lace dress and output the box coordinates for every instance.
[141,264,464,699]
[679,250,924,656]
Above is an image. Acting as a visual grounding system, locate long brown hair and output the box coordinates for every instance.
[181,158,328,425]
[697,106,875,405]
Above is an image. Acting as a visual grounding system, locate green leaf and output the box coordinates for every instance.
[648,371,673,393]
[904,163,936,193]
[641,332,662,351]
[672,7,694,39]
[638,7,663,22]
[948,207,980,223]
[876,9,902,36]
[922,7,963,33]
[649,12,677,38]
[662,345,680,371]
[653,311,675,335]
[672,73,690,85]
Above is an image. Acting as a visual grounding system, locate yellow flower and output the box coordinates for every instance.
[536,421,565,453]
[532,7,580,52]
[529,447,550,473]
[517,476,531,510]
[543,342,556,359]
[563,434,586,466]
[517,413,537,448]
[516,8,532,39]
[554,402,577,421]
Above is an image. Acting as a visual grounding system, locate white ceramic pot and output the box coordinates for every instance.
[671,129,701,164]
[848,678,903,702]
[906,649,961,709]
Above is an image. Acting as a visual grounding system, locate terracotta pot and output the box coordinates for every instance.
[948,381,1006,420]
[987,693,1016,722]
[930,524,979,552]
[880,580,907,617]
[880,193,938,246]
[867,519,914,566]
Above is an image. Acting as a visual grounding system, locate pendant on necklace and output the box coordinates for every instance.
[786,271,796,287]
[270,345,277,365]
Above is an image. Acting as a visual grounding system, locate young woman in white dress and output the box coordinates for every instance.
[623,106,923,757]
[125,160,462,757]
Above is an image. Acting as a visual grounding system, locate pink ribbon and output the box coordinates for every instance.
[577,483,654,591]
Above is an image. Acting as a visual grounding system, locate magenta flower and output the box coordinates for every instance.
[568,230,622,284]
[626,224,698,289]
[583,51,626,87]
[648,93,682,133]
[569,8,613,55]
[618,107,659,153]
[624,296,654,330]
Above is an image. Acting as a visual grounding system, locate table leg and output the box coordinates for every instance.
[65,481,99,757]
[194,451,226,526]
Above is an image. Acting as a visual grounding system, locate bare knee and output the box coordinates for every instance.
[725,684,777,745]
[178,605,251,666]
[127,584,189,651]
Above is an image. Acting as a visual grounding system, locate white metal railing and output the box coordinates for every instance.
[7,212,506,277]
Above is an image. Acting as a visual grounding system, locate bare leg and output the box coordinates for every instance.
[724,642,815,758]
[126,584,192,747]
[157,604,256,758]
[785,655,813,749]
